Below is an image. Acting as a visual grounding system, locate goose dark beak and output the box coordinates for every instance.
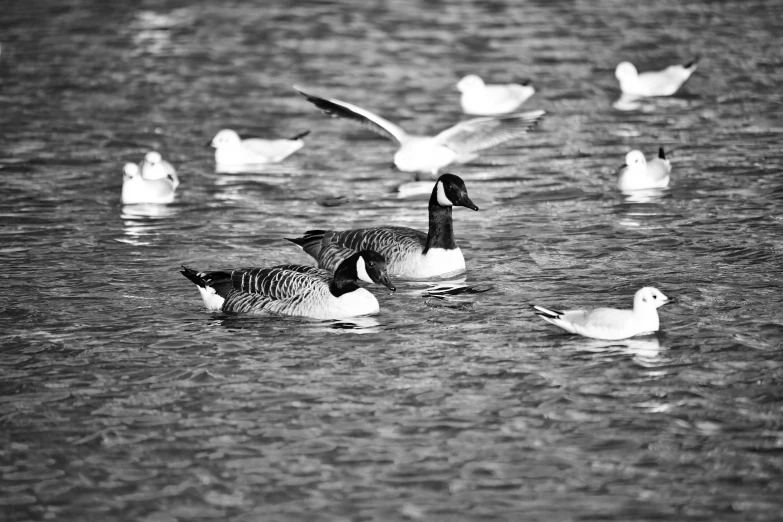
[378,272,396,292]
[459,194,479,211]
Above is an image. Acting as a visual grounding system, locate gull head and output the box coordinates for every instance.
[634,287,670,310]
[211,129,241,149]
[615,62,638,81]
[435,173,479,211]
[123,162,140,180]
[356,250,395,291]
[623,150,647,173]
[457,74,486,93]
[144,151,162,164]
[141,151,169,180]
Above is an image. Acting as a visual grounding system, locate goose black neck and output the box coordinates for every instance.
[424,189,457,254]
[330,254,361,297]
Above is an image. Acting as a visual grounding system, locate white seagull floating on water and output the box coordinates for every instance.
[532,287,671,341]
[294,85,545,176]
[209,129,309,171]
[456,74,535,115]
[140,151,179,188]
[121,151,179,205]
[615,59,699,98]
[617,147,671,192]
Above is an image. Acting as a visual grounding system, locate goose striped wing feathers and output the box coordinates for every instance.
[222,265,332,314]
[317,227,426,271]
[231,265,330,298]
[436,110,545,154]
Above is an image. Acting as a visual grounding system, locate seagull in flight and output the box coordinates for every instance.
[294,85,545,176]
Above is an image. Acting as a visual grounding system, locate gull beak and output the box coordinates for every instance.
[206,140,215,148]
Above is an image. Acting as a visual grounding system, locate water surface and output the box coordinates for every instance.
[1,1,782,520]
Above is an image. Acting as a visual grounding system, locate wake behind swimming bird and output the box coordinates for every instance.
[617,147,671,192]
[615,59,699,97]
[181,250,395,320]
[532,287,671,341]
[286,174,478,279]
[456,74,535,115]
[294,85,545,176]
[210,129,309,172]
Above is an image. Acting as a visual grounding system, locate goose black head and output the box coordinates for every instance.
[434,173,479,211]
[356,250,396,291]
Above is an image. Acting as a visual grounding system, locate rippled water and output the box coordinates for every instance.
[2,1,782,520]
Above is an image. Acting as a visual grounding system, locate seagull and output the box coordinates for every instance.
[615,59,699,97]
[140,151,179,188]
[121,162,177,205]
[456,74,535,115]
[209,129,309,171]
[617,147,671,191]
[294,85,545,176]
[532,287,671,341]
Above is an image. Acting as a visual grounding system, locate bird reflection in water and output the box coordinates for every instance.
[570,334,667,364]
[119,204,178,246]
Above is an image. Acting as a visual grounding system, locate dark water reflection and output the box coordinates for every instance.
[2,0,783,520]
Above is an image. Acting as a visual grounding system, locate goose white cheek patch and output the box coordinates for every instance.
[436,181,453,206]
[356,256,373,284]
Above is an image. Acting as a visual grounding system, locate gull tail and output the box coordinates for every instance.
[658,147,666,160]
[530,304,564,320]
[285,230,326,260]
[288,130,310,141]
[683,57,700,70]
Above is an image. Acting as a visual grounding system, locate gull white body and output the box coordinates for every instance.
[532,287,670,341]
[121,161,177,205]
[617,148,671,191]
[457,74,535,115]
[294,85,544,176]
[140,151,179,188]
[210,129,307,170]
[615,60,698,97]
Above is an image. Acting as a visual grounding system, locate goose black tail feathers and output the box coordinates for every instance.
[180,266,233,299]
[284,230,326,259]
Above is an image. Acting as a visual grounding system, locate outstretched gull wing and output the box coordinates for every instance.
[435,110,545,154]
[294,85,408,144]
